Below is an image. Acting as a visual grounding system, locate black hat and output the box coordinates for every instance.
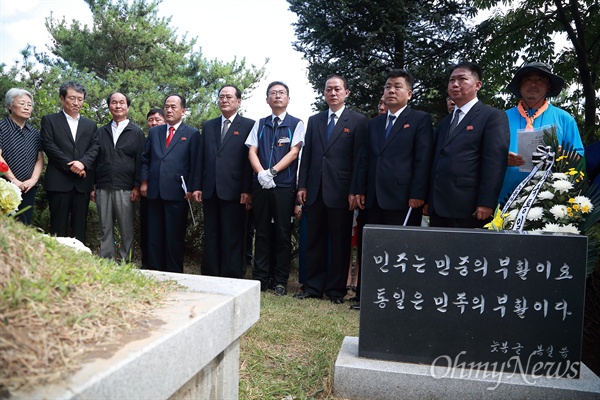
[506,62,565,98]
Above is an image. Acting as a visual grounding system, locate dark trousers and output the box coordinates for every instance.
[366,202,423,226]
[147,197,188,273]
[246,209,255,266]
[297,209,308,284]
[430,213,487,229]
[47,189,90,243]
[355,201,422,298]
[16,187,37,225]
[202,196,247,278]
[251,183,295,289]
[304,188,353,299]
[140,196,149,268]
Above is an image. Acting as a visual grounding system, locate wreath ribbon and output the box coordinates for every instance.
[501,145,555,232]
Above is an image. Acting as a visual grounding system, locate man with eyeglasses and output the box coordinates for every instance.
[197,85,254,279]
[295,74,368,304]
[245,81,305,296]
[41,81,99,243]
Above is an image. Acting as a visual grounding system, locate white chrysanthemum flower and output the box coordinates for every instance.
[534,171,545,178]
[526,207,544,221]
[574,196,593,212]
[550,205,568,219]
[558,224,580,234]
[552,180,573,194]
[514,196,525,204]
[552,173,569,180]
[522,185,534,193]
[0,179,22,215]
[542,223,562,232]
[505,209,518,222]
[538,191,554,200]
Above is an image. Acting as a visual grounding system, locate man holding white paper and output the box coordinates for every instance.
[498,62,584,203]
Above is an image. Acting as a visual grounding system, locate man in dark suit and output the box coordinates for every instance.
[140,94,201,273]
[197,85,254,278]
[295,74,368,304]
[350,69,434,310]
[357,69,434,226]
[140,108,166,268]
[41,81,99,243]
[428,62,509,228]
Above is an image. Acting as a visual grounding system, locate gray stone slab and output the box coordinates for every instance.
[334,336,600,400]
[13,272,260,399]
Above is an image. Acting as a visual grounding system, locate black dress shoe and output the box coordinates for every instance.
[274,285,287,296]
[293,292,321,299]
[350,303,360,310]
[330,297,344,304]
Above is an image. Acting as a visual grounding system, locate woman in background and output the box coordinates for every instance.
[0,88,44,224]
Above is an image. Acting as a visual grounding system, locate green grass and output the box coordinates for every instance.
[240,292,360,399]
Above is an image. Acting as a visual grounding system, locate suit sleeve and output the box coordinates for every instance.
[188,128,202,192]
[242,118,254,194]
[40,115,73,172]
[409,113,434,200]
[198,122,207,191]
[477,108,510,209]
[297,116,314,189]
[355,121,371,195]
[350,113,369,195]
[140,132,152,181]
[134,127,146,187]
[79,119,99,171]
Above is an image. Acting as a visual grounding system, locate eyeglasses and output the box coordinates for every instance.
[13,102,33,108]
[218,95,236,100]
[268,90,287,97]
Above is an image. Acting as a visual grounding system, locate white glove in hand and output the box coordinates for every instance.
[257,170,270,186]
[263,178,276,189]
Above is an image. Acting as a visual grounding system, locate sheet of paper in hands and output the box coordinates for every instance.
[517,127,546,172]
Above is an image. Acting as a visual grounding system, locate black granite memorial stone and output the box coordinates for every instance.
[359,225,587,378]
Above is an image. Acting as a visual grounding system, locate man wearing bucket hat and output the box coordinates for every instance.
[498,62,584,202]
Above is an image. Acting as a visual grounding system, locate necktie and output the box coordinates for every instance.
[448,109,462,137]
[166,126,175,148]
[221,119,230,141]
[384,115,396,139]
[273,116,280,132]
[327,114,335,141]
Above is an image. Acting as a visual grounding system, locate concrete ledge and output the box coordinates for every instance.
[334,336,600,400]
[14,272,260,399]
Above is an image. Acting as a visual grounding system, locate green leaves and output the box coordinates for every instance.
[288,0,477,120]
[1,0,265,130]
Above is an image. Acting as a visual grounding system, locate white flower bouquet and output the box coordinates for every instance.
[0,161,22,216]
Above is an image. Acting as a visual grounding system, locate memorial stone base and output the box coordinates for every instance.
[334,337,600,400]
[12,272,260,399]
